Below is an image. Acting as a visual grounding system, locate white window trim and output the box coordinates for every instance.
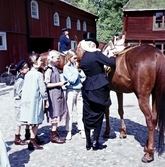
[58,42,60,51]
[77,19,81,30]
[153,12,165,31]
[155,42,165,54]
[54,12,60,26]
[71,40,76,49]
[0,32,7,50]
[66,17,71,29]
[127,42,138,46]
[31,0,39,19]
[83,21,87,31]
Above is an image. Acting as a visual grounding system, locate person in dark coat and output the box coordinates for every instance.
[79,32,116,150]
[59,28,71,54]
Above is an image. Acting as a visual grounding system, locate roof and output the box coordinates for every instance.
[58,0,98,17]
[40,0,98,18]
[123,0,165,11]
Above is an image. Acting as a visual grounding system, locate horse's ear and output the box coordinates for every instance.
[75,35,79,46]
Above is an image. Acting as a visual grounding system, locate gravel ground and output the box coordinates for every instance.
[0,90,164,167]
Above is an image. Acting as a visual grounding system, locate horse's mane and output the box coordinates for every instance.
[114,45,138,56]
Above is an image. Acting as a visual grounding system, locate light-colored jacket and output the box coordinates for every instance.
[63,63,86,89]
[20,68,48,125]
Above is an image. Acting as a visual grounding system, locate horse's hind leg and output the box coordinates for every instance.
[138,95,156,163]
[116,92,127,138]
[103,92,127,138]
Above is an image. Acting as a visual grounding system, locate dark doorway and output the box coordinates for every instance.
[30,38,54,54]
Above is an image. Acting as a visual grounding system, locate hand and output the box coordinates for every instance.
[66,35,69,38]
[75,62,79,69]
[59,81,66,87]
[45,100,49,108]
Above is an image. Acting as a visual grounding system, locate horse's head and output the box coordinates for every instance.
[40,51,66,71]
[40,51,49,68]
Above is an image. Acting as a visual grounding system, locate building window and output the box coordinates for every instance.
[127,42,139,47]
[66,17,71,29]
[155,43,165,54]
[54,12,59,26]
[0,32,7,50]
[71,40,76,49]
[153,12,165,30]
[31,0,39,19]
[77,19,81,30]
[83,21,87,31]
[58,42,60,51]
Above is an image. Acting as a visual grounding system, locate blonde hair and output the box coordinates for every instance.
[65,49,77,63]
[47,50,61,62]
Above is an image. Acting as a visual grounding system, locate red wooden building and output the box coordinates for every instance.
[122,0,165,54]
[0,0,98,74]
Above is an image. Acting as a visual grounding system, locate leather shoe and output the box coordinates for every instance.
[86,143,92,150]
[92,141,107,151]
[28,138,43,150]
[51,131,65,144]
[35,135,44,145]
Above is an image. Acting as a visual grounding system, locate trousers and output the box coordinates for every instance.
[65,89,84,131]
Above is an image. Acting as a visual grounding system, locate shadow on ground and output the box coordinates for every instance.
[102,116,161,152]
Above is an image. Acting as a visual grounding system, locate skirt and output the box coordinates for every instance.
[82,97,106,129]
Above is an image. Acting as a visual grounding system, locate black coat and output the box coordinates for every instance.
[80,51,116,106]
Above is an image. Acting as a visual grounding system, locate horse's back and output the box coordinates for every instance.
[109,44,164,94]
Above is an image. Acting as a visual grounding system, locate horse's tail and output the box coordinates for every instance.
[155,51,165,154]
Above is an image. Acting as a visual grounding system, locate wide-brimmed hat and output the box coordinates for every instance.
[83,32,99,48]
[62,28,68,32]
[16,60,27,71]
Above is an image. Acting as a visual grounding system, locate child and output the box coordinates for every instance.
[14,60,30,145]
[63,49,86,140]
[20,53,49,150]
[44,50,68,144]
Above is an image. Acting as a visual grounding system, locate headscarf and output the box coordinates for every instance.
[80,40,101,52]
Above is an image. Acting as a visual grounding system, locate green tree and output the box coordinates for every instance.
[68,0,128,43]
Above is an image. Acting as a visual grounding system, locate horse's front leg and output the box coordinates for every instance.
[103,106,110,138]
[116,92,127,138]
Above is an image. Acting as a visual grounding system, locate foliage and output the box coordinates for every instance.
[68,0,128,43]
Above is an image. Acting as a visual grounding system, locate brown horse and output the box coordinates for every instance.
[40,51,66,71]
[76,42,165,163]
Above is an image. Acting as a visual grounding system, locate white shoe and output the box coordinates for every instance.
[66,132,72,140]
[81,130,86,139]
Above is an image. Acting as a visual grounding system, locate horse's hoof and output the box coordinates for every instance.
[119,134,127,139]
[141,156,154,163]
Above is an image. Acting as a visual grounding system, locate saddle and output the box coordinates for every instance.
[114,45,138,56]
[105,45,138,74]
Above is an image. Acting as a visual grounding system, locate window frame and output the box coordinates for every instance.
[0,32,7,50]
[153,12,165,30]
[83,21,87,31]
[71,40,76,49]
[54,12,60,26]
[77,19,81,31]
[66,17,71,29]
[31,0,39,19]
[155,42,165,55]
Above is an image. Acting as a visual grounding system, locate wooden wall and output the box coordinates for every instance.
[123,11,165,43]
[0,0,97,74]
